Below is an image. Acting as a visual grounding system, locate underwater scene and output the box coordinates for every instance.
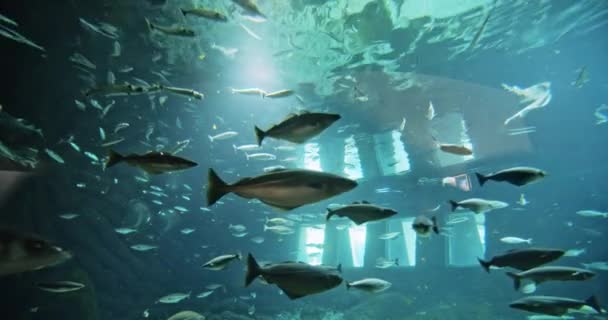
[1,0,607,319]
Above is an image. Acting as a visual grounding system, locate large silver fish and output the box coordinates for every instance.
[206,168,356,210]
[505,266,595,293]
[478,248,565,273]
[254,112,340,146]
[510,295,602,316]
[476,167,547,187]
[0,229,72,276]
[245,253,342,300]
[326,201,396,225]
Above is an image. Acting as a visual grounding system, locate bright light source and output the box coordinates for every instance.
[344,135,363,180]
[303,143,322,172]
[349,225,366,267]
[302,226,325,265]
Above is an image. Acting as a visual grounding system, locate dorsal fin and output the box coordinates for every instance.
[361,200,370,204]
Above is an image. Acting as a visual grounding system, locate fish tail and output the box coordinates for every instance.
[105,149,124,168]
[585,295,603,314]
[232,144,237,154]
[207,168,229,206]
[394,258,399,266]
[527,238,533,244]
[431,216,439,234]
[180,8,187,16]
[326,208,335,221]
[448,200,459,212]
[475,172,488,186]
[478,257,491,273]
[263,224,268,232]
[505,272,520,291]
[236,251,242,260]
[345,281,351,290]
[254,126,265,146]
[337,263,342,273]
[208,135,214,143]
[245,253,262,287]
[144,17,154,31]
[245,153,250,161]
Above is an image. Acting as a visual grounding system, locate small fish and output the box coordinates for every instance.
[75,183,86,188]
[180,228,195,234]
[208,131,238,142]
[74,99,87,111]
[161,85,204,100]
[37,281,84,293]
[446,216,469,225]
[100,138,125,148]
[203,253,241,271]
[263,165,286,172]
[264,225,295,235]
[245,153,276,161]
[45,148,65,164]
[196,290,214,298]
[114,228,137,235]
[211,43,238,58]
[426,101,436,120]
[576,210,608,218]
[69,52,96,69]
[130,244,158,252]
[99,127,106,141]
[581,261,608,271]
[264,89,294,99]
[346,278,392,293]
[594,104,608,125]
[571,66,589,88]
[564,248,586,257]
[501,237,532,245]
[114,122,129,134]
[145,18,195,37]
[111,41,120,57]
[157,292,191,304]
[233,144,261,152]
[68,142,81,152]
[375,257,399,269]
[84,151,99,162]
[231,87,267,96]
[239,22,262,40]
[228,224,247,233]
[517,194,529,206]
[250,236,265,244]
[174,206,189,213]
[378,232,400,240]
[399,117,406,131]
[180,7,228,22]
[59,213,79,220]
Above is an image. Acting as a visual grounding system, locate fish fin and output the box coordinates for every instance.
[326,208,336,221]
[448,200,459,212]
[281,288,306,300]
[254,126,265,146]
[475,172,488,186]
[144,18,154,32]
[350,215,368,225]
[478,258,491,273]
[208,135,214,142]
[352,201,360,204]
[260,199,297,211]
[505,272,521,291]
[180,8,187,16]
[105,149,124,168]
[232,144,237,153]
[337,263,342,273]
[361,200,370,204]
[141,166,164,175]
[236,251,243,260]
[585,295,603,314]
[346,281,351,290]
[207,168,230,206]
[431,216,439,234]
[245,253,262,287]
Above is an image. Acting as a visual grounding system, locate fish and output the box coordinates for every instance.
[448,198,508,214]
[475,167,547,187]
[426,101,436,120]
[433,138,473,156]
[229,224,247,233]
[180,7,228,22]
[83,151,99,162]
[211,43,238,58]
[167,311,204,320]
[510,295,602,316]
[232,0,267,20]
[254,112,340,146]
[233,144,261,152]
[446,216,469,225]
[44,149,64,164]
[196,291,214,298]
[245,253,342,300]
[375,257,399,269]
[264,225,295,235]
[84,83,144,97]
[594,104,608,125]
[231,87,267,96]
[0,228,72,276]
[564,248,586,257]
[114,228,137,235]
[245,153,276,161]
[326,201,397,225]
[74,99,87,111]
[208,131,238,142]
[130,244,158,252]
[264,165,286,172]
[265,217,294,226]
[517,193,530,206]
[202,253,241,271]
[505,266,595,293]
[79,18,119,39]
[251,236,265,244]
[157,292,191,304]
[412,215,439,237]
[346,278,391,293]
[99,127,106,141]
[207,168,357,210]
[161,85,204,100]
[59,213,79,220]
[114,123,129,134]
[478,248,565,273]
[378,232,400,240]
[467,9,492,50]
[571,66,589,88]
[501,237,532,245]
[264,89,294,98]
[581,262,608,271]
[144,18,195,37]
[69,52,96,69]
[36,281,84,293]
[100,138,125,148]
[111,41,120,57]
[239,22,262,40]
[180,228,195,235]
[105,150,197,175]
[575,210,608,218]
[0,16,45,51]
